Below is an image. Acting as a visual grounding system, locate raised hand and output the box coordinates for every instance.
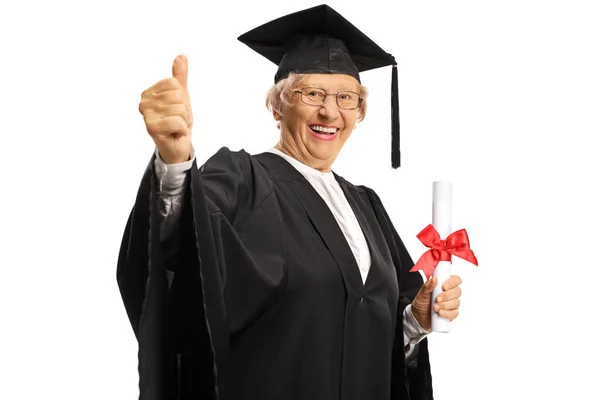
[139,55,193,164]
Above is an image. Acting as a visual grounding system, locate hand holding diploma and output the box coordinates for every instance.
[411,275,463,332]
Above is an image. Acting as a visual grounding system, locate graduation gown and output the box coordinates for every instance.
[116,147,434,400]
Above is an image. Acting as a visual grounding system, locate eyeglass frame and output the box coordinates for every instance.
[293,87,363,110]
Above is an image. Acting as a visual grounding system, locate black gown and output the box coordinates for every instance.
[116,147,434,400]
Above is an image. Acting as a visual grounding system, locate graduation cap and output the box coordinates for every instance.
[238,4,402,168]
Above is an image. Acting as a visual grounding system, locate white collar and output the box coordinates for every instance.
[265,147,335,182]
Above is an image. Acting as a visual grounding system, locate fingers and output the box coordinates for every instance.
[433,275,463,321]
[139,94,188,112]
[158,104,189,123]
[153,91,192,126]
[139,91,191,125]
[144,115,190,138]
[152,89,188,105]
[172,54,188,91]
[436,285,462,303]
[433,298,460,312]
[142,78,186,99]
[436,308,459,321]
[442,275,462,290]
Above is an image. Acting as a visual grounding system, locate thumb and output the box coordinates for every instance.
[420,276,438,296]
[172,54,188,91]
[412,275,438,315]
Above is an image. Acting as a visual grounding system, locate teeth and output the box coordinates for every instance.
[310,125,337,134]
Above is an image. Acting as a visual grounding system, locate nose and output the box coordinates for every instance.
[318,94,341,120]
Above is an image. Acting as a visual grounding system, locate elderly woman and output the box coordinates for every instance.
[117,5,462,400]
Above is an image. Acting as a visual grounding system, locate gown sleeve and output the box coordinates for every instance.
[116,147,284,399]
[363,187,434,400]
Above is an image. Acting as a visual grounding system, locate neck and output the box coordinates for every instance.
[274,140,333,173]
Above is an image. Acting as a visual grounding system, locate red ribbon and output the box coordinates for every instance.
[410,224,478,279]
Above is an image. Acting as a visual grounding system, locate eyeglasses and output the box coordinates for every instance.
[293,87,362,110]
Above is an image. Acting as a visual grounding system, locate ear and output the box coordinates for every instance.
[273,110,282,121]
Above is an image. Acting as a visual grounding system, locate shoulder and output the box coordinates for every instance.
[334,173,381,202]
[197,146,274,222]
[200,146,270,184]
[200,146,253,172]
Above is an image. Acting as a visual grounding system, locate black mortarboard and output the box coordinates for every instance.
[238,4,402,168]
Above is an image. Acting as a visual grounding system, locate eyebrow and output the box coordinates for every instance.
[301,85,359,92]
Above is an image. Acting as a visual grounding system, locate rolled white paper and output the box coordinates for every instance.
[431,181,452,333]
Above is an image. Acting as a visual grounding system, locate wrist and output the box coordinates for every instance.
[158,149,190,165]
[411,302,432,333]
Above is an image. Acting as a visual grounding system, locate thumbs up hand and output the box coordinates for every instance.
[139,55,193,164]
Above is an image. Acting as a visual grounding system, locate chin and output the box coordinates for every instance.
[307,143,338,162]
[314,139,344,157]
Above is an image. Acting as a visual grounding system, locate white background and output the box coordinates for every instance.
[1,0,599,398]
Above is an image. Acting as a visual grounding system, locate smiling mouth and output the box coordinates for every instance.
[309,125,339,135]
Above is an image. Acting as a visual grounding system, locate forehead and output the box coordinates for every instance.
[301,74,360,91]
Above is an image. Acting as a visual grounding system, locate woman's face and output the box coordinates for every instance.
[275,74,361,172]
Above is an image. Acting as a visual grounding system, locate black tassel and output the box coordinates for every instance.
[391,64,400,168]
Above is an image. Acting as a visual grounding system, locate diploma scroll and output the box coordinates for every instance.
[431,181,452,333]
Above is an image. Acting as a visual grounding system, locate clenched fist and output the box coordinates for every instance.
[139,55,193,164]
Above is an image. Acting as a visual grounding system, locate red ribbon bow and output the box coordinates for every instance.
[410,224,478,279]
